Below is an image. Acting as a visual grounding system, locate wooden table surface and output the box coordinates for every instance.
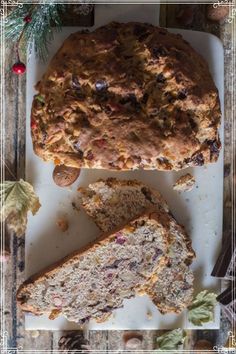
[3,3,235,352]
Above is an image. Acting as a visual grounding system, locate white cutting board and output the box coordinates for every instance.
[25,4,224,330]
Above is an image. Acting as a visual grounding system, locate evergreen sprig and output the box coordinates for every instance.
[5,3,66,61]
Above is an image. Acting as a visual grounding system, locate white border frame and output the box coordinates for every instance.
[0,0,235,353]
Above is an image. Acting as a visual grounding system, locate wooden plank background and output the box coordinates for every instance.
[3,3,235,352]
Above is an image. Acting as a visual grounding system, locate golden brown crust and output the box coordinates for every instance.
[31,22,221,171]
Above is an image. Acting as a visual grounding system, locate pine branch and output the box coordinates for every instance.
[5,3,66,61]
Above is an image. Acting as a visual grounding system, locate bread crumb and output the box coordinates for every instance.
[173,173,195,192]
[146,309,153,320]
[56,218,69,232]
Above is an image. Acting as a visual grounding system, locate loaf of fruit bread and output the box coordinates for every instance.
[79,178,195,313]
[17,210,170,323]
[31,22,221,171]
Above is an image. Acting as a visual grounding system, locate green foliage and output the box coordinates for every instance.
[5,3,65,61]
[188,290,217,326]
[156,329,186,351]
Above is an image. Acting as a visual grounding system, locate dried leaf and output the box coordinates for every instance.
[0,179,41,237]
[188,290,217,326]
[156,329,186,350]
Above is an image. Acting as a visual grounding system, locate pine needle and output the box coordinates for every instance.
[5,3,66,61]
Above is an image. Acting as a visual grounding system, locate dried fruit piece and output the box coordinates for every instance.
[93,139,106,148]
[35,94,45,103]
[72,75,81,90]
[53,165,80,187]
[178,89,187,100]
[156,73,166,83]
[192,153,204,166]
[115,233,126,245]
[142,93,149,104]
[207,139,221,160]
[152,46,168,58]
[86,151,94,161]
[49,309,61,320]
[95,80,108,92]
[31,120,37,129]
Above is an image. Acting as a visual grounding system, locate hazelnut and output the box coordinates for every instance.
[53,165,80,187]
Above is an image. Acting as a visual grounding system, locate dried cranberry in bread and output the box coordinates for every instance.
[31,22,221,171]
[79,178,195,314]
[17,210,169,323]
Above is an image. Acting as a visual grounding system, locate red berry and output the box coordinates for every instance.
[31,120,37,129]
[12,61,26,75]
[86,151,94,160]
[93,138,106,148]
[24,15,32,23]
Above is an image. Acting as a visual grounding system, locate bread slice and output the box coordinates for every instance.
[79,178,169,233]
[79,178,195,314]
[17,210,169,323]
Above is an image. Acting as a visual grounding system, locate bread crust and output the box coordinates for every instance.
[31,22,221,171]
